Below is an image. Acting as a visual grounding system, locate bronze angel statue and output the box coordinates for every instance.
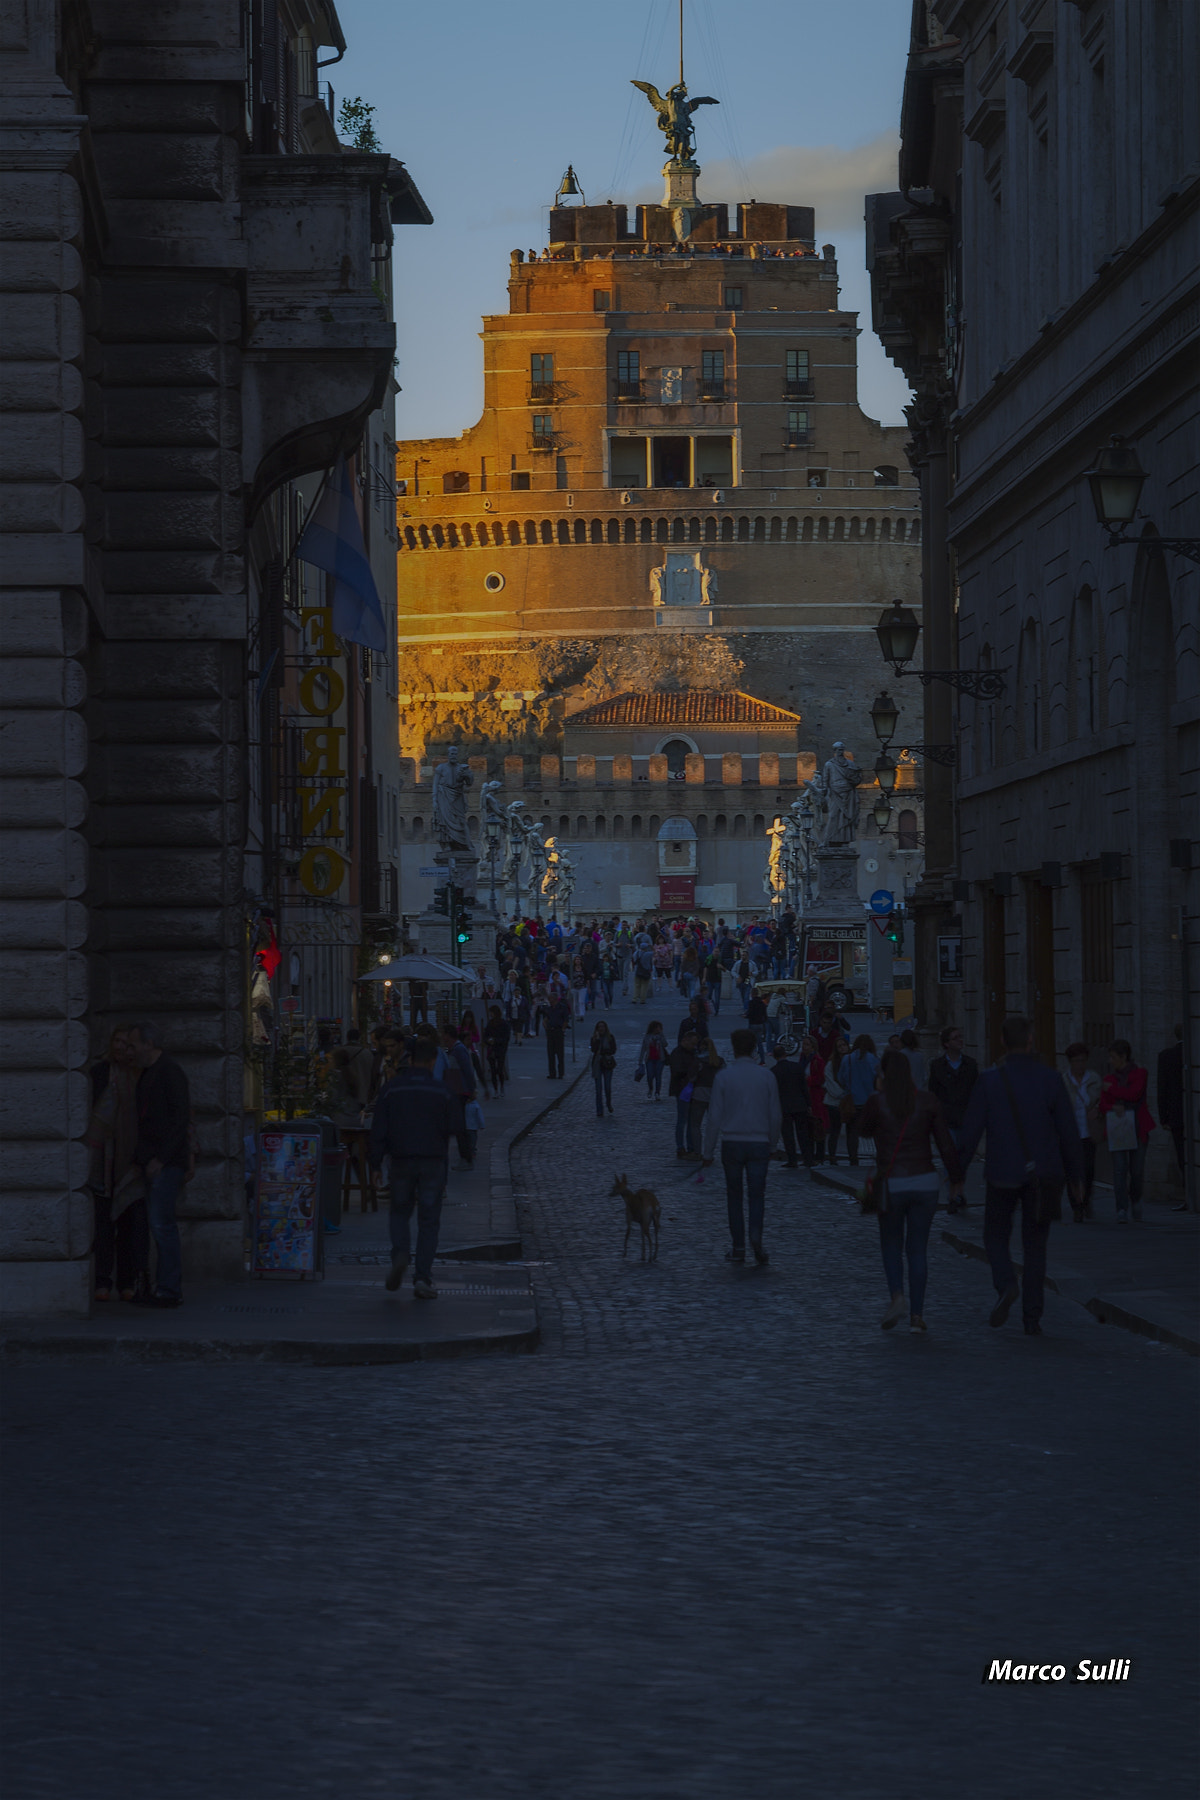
[631,80,719,164]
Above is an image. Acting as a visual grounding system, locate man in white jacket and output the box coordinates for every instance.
[702,1028,783,1265]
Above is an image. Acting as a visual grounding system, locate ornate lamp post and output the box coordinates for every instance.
[875,597,1005,700]
[483,813,502,914]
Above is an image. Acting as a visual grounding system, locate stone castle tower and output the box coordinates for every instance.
[393,117,922,766]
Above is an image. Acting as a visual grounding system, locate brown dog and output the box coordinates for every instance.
[610,1173,661,1262]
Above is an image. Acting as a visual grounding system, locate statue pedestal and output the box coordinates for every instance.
[663,159,700,207]
[805,849,863,921]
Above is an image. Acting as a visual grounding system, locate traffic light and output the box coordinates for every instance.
[885,908,904,949]
[432,886,449,916]
[455,905,473,947]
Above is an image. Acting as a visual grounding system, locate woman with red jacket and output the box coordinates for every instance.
[858,1051,964,1332]
[801,1034,829,1161]
[1097,1040,1156,1222]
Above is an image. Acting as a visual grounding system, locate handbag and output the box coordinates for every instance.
[838,1094,858,1124]
[464,1100,485,1132]
[634,1064,646,1083]
[1105,1107,1139,1152]
[858,1115,908,1214]
[679,1081,695,1104]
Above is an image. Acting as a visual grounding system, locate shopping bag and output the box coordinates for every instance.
[465,1100,486,1132]
[1105,1108,1138,1152]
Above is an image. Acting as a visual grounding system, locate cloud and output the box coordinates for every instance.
[631,130,901,251]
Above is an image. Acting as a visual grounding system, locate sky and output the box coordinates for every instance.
[331,0,914,442]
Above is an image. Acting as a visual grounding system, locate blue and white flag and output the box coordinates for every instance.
[295,456,389,653]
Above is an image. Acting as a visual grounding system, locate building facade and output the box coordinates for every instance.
[869,0,1198,1192]
[0,0,426,1313]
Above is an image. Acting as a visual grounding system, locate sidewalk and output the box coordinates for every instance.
[813,1160,1200,1356]
[1,1042,589,1367]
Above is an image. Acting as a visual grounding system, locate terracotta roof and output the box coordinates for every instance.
[567,690,802,728]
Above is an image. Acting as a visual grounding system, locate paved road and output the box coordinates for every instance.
[2,994,1196,1799]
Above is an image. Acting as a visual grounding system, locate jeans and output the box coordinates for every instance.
[593,1068,614,1115]
[546,1027,565,1078]
[984,1181,1057,1323]
[634,974,652,1003]
[646,1060,664,1097]
[675,1094,694,1152]
[1110,1142,1147,1215]
[680,973,697,999]
[781,1110,813,1166]
[601,977,614,1006]
[1076,1136,1096,1215]
[146,1164,185,1298]
[877,1184,939,1316]
[827,1119,859,1165]
[389,1155,445,1283]
[737,982,753,1014]
[751,1023,767,1064]
[455,1126,477,1166]
[706,982,722,1015]
[721,1140,771,1249]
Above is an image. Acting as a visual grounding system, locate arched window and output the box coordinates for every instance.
[732,815,747,838]
[864,518,875,541]
[593,814,607,838]
[769,516,782,541]
[910,519,921,543]
[461,523,474,547]
[493,521,505,546]
[879,518,891,541]
[705,516,717,541]
[659,737,693,776]
[557,518,570,544]
[648,814,661,835]
[640,517,653,543]
[848,517,860,539]
[611,815,626,837]
[558,815,570,835]
[752,814,765,835]
[540,519,552,544]
[524,519,537,544]
[624,518,637,543]
[672,517,686,542]
[404,526,417,549]
[1019,619,1042,754]
[802,517,814,541]
[832,517,844,541]
[656,517,669,542]
[607,518,620,543]
[590,519,603,543]
[1070,585,1101,736]
[411,816,424,839]
[688,516,701,542]
[897,809,919,850]
[433,524,445,547]
[713,814,727,836]
[894,519,906,543]
[446,524,459,547]
[695,813,708,836]
[720,516,734,541]
[574,518,587,543]
[631,814,643,837]
[506,521,520,545]
[785,517,797,541]
[576,815,589,837]
[754,516,766,540]
[737,516,750,541]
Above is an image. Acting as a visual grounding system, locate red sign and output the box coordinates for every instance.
[659,876,695,910]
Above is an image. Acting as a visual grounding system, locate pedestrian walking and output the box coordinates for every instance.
[746,988,769,1063]
[439,1025,478,1170]
[1061,1043,1102,1221]
[770,1038,814,1167]
[958,1016,1085,1335]
[631,937,655,1004]
[801,1034,829,1161]
[927,1026,978,1169]
[669,1028,701,1157]
[701,1027,783,1265]
[369,1036,454,1300]
[637,1019,669,1099]
[842,1034,881,1168]
[1097,1040,1156,1221]
[128,1023,191,1308]
[824,1036,854,1166]
[590,1019,617,1118]
[857,1051,964,1333]
[685,1038,726,1159]
[805,972,827,1031]
[544,992,570,1079]
[86,1026,149,1303]
[899,1028,927,1090]
[703,950,724,1015]
[483,1004,511,1096]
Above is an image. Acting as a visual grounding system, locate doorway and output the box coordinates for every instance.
[653,438,691,488]
[1025,878,1056,1065]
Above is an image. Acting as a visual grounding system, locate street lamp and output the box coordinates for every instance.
[872,795,892,830]
[874,751,897,794]
[1086,435,1199,560]
[874,597,1006,699]
[483,814,502,914]
[869,689,900,746]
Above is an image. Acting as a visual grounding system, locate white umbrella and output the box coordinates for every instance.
[357,953,477,987]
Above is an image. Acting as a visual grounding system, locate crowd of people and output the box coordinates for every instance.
[83,904,1188,1322]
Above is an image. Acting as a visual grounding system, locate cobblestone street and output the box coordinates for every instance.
[3,1005,1197,1799]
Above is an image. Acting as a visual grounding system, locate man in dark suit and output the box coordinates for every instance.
[959,1016,1084,1336]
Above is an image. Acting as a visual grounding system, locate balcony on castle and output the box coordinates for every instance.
[616,380,644,401]
[783,379,815,399]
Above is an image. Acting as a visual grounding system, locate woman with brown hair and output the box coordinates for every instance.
[858,1051,964,1333]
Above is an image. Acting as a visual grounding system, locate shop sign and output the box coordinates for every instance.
[295,607,348,897]
[659,875,695,909]
[937,936,963,983]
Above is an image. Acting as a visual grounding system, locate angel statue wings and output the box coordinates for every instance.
[630,79,719,164]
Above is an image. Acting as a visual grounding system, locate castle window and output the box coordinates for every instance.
[701,350,725,399]
[724,286,743,309]
[593,289,611,310]
[786,410,810,446]
[807,467,826,487]
[442,470,469,493]
[511,471,531,491]
[530,353,554,394]
[898,809,919,850]
[874,464,899,486]
[574,518,587,543]
[617,350,640,399]
[785,350,810,394]
[532,414,554,446]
